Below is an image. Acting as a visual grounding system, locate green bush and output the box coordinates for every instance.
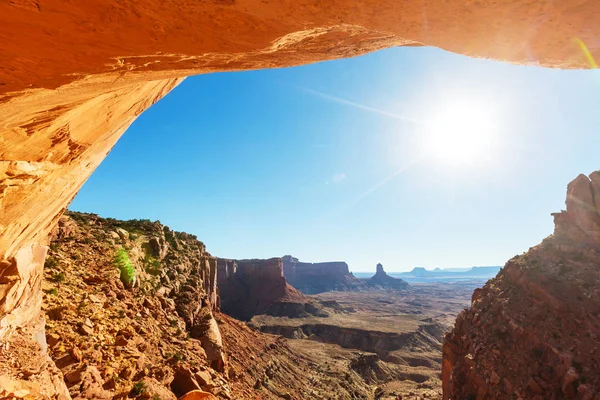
[45,256,59,269]
[52,272,65,283]
[114,248,136,288]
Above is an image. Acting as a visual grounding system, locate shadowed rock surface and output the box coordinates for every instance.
[442,172,600,399]
[217,258,326,320]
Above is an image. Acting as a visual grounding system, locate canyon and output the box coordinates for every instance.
[35,211,468,399]
[2,1,600,399]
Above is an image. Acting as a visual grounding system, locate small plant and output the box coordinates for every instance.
[118,309,126,318]
[46,288,58,296]
[114,248,136,288]
[152,395,161,400]
[130,381,146,397]
[52,272,66,283]
[45,256,58,269]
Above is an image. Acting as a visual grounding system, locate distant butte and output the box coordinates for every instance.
[366,263,410,290]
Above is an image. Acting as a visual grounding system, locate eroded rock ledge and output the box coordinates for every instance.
[442,172,600,399]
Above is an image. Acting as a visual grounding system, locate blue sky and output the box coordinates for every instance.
[70,47,600,272]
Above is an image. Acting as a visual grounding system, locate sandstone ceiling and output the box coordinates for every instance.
[1,0,599,97]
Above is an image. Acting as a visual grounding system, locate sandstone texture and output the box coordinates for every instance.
[442,172,600,399]
[283,255,367,293]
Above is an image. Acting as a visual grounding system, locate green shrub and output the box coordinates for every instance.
[114,248,136,288]
[45,256,59,269]
[52,272,65,283]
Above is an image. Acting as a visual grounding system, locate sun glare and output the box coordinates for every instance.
[424,100,496,166]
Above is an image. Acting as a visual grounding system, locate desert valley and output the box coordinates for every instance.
[39,211,480,399]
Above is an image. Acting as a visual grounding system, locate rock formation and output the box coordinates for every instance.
[2,1,600,397]
[366,263,410,290]
[442,172,600,399]
[217,258,325,320]
[282,255,366,293]
[39,212,230,399]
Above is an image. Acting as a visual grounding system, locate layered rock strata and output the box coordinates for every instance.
[282,255,366,293]
[217,258,323,320]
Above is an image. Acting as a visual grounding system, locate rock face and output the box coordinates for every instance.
[2,2,600,396]
[442,172,600,399]
[217,258,324,320]
[366,263,410,290]
[282,255,366,293]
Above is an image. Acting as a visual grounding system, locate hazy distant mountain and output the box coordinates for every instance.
[398,266,501,279]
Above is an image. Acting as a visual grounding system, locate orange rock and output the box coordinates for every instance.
[178,390,218,400]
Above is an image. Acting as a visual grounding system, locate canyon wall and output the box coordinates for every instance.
[2,1,600,397]
[282,255,366,293]
[442,173,600,399]
[216,258,313,320]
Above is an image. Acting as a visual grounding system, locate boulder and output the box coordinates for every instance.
[137,377,177,400]
[178,390,219,400]
[170,367,202,398]
[116,228,130,241]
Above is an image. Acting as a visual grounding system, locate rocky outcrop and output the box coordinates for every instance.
[366,263,410,290]
[217,258,323,320]
[3,2,600,396]
[42,212,229,398]
[282,255,366,294]
[442,172,600,399]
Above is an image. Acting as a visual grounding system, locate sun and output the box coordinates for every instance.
[424,99,495,166]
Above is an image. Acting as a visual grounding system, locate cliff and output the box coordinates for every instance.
[217,258,324,320]
[282,255,367,294]
[442,172,600,399]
